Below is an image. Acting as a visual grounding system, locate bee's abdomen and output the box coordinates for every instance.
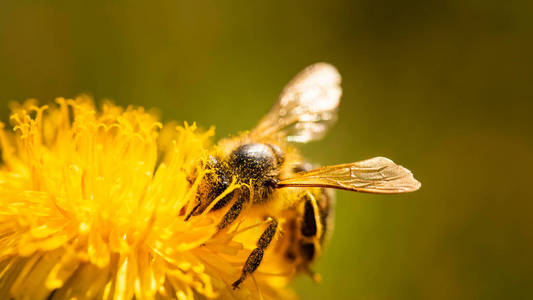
[299,242,316,261]
[301,194,318,237]
[282,189,335,274]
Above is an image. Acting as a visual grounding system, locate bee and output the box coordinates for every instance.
[185,63,421,289]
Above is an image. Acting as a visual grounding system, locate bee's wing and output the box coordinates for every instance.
[277,157,421,194]
[250,62,342,143]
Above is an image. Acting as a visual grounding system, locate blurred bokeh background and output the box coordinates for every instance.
[1,1,532,299]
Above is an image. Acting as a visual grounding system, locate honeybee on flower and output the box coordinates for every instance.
[0,63,420,299]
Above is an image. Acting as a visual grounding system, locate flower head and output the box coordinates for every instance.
[0,97,295,299]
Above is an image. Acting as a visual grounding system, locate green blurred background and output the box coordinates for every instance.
[1,1,532,299]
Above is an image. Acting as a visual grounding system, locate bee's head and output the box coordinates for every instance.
[189,143,284,217]
[227,143,284,185]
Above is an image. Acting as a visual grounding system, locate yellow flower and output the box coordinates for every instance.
[0,97,296,300]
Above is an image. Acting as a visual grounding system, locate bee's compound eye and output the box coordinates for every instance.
[228,143,277,179]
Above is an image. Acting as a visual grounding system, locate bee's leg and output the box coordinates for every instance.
[184,201,201,221]
[188,183,235,222]
[217,188,249,231]
[232,217,278,289]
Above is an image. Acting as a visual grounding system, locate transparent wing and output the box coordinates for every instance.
[250,62,342,143]
[277,157,421,194]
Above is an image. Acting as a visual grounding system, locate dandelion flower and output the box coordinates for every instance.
[0,97,296,300]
